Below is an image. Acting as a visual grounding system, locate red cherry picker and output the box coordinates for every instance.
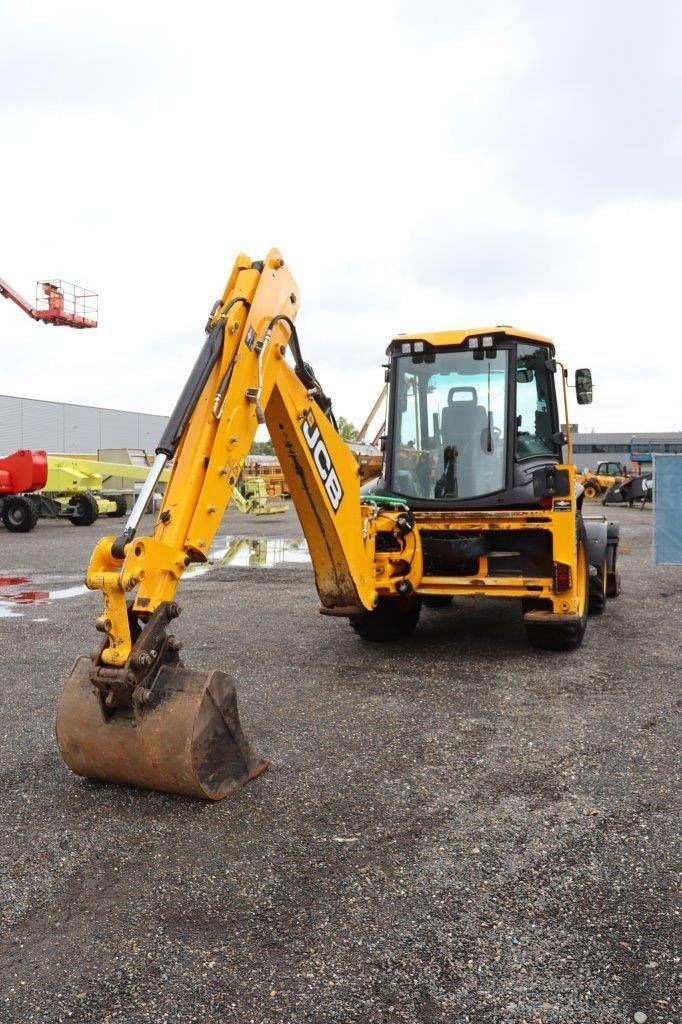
[0,277,97,329]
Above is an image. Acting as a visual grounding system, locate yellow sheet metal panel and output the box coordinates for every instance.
[45,455,170,492]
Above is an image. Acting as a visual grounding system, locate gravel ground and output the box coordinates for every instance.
[0,505,678,1024]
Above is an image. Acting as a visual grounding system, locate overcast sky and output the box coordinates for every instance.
[1,0,680,433]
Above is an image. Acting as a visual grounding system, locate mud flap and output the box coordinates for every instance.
[56,657,269,800]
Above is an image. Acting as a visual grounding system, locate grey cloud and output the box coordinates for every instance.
[404,215,584,298]
[306,263,399,315]
[398,0,513,46]
[401,1,682,210]
[0,18,172,114]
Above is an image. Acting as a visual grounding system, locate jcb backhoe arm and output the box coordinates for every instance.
[56,251,378,800]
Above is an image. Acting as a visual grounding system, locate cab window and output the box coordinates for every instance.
[515,343,559,459]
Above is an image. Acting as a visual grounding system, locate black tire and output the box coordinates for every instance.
[525,522,589,651]
[68,492,99,526]
[588,558,607,615]
[106,494,128,518]
[606,522,621,597]
[422,595,454,609]
[350,595,421,641]
[1,495,39,533]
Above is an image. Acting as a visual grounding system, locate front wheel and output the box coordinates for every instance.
[350,596,421,641]
[1,495,39,533]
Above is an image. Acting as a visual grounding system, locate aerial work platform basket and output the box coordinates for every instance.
[0,276,98,328]
[35,280,98,328]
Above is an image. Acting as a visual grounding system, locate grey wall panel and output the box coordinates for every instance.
[0,395,22,454]
[63,404,100,453]
[2,393,168,455]
[21,399,64,451]
[138,414,166,451]
[101,408,139,448]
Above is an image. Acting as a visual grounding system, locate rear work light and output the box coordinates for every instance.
[392,338,435,363]
[553,561,572,592]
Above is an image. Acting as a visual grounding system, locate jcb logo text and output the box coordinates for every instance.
[301,412,344,512]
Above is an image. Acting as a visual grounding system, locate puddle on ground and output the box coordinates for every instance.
[0,583,90,618]
[0,537,309,618]
[187,535,310,578]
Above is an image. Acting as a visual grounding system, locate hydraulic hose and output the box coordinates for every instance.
[266,314,338,430]
[157,296,250,458]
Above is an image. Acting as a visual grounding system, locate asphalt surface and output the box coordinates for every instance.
[0,505,678,1024]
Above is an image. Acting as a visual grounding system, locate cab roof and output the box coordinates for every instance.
[389,327,554,351]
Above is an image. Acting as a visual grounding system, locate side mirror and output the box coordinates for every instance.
[575,368,593,405]
[516,367,534,384]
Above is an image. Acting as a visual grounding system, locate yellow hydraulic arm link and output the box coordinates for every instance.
[56,250,378,800]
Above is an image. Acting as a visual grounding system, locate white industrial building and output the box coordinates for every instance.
[0,394,168,455]
[572,431,682,471]
[2,393,680,479]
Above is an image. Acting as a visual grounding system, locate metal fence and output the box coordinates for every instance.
[653,455,682,565]
[0,394,168,456]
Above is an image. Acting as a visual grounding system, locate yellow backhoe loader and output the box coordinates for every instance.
[56,250,621,801]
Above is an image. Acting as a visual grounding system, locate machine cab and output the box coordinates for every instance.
[378,328,565,510]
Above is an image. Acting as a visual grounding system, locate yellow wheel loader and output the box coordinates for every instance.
[56,250,621,801]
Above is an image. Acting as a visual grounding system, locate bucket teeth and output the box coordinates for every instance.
[56,657,269,800]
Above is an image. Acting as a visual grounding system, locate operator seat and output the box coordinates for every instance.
[440,388,488,496]
[535,409,553,450]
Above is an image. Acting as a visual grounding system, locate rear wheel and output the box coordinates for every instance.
[68,492,99,526]
[606,522,621,597]
[583,479,600,500]
[588,557,607,615]
[350,595,421,641]
[525,525,589,651]
[1,495,39,533]
[106,494,128,518]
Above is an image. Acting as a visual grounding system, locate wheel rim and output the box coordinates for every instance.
[8,506,25,526]
[585,485,597,499]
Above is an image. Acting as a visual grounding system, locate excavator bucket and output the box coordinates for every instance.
[56,659,269,800]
